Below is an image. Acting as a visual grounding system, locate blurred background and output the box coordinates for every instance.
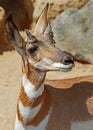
[1,1,93,130]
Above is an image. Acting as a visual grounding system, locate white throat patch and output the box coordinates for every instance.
[22,74,44,98]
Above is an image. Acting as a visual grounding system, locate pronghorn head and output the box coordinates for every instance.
[5,4,74,72]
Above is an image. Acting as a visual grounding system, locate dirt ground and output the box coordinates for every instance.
[0,51,93,130]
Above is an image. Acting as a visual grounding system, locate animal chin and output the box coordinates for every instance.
[52,62,74,72]
[58,66,73,72]
[35,62,74,72]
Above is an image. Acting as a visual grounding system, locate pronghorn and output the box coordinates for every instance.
[5,4,75,130]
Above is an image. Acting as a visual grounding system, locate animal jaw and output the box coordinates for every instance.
[28,58,74,72]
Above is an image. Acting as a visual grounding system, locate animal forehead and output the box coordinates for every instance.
[26,37,50,48]
[26,31,54,47]
[26,34,61,56]
[39,46,59,59]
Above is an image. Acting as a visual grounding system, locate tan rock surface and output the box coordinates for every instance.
[0,51,93,129]
[32,0,89,23]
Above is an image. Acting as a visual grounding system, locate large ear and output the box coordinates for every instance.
[4,14,26,59]
[34,3,49,35]
[44,24,55,47]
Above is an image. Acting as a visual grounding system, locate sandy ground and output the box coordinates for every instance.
[0,51,93,130]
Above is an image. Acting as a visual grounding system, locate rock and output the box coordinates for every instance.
[51,0,93,64]
[33,0,88,23]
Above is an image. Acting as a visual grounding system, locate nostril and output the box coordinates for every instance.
[63,57,74,65]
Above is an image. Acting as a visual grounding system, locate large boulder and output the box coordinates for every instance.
[51,0,93,63]
[32,0,88,23]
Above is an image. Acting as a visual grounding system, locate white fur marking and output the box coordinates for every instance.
[52,62,73,69]
[14,106,52,130]
[22,74,44,98]
[14,115,25,130]
[18,101,42,124]
[28,59,35,65]
[27,112,51,130]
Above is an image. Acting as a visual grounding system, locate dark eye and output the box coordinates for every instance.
[28,45,38,54]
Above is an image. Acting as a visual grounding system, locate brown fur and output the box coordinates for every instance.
[22,59,46,89]
[19,86,45,108]
[26,88,52,126]
[17,87,52,126]
[17,104,23,122]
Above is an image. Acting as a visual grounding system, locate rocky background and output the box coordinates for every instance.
[0,0,89,54]
[32,0,88,22]
[1,1,93,130]
[52,0,93,63]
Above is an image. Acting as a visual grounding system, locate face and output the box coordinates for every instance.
[4,4,74,72]
[25,31,74,72]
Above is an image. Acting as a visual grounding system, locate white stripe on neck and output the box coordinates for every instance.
[14,107,52,130]
[18,101,42,124]
[22,74,44,98]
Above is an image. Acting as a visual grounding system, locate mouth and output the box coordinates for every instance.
[53,63,75,72]
[59,64,74,72]
[34,61,75,72]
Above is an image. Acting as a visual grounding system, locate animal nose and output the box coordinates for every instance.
[63,56,74,65]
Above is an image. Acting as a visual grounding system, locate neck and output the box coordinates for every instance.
[15,62,52,129]
[21,63,46,100]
